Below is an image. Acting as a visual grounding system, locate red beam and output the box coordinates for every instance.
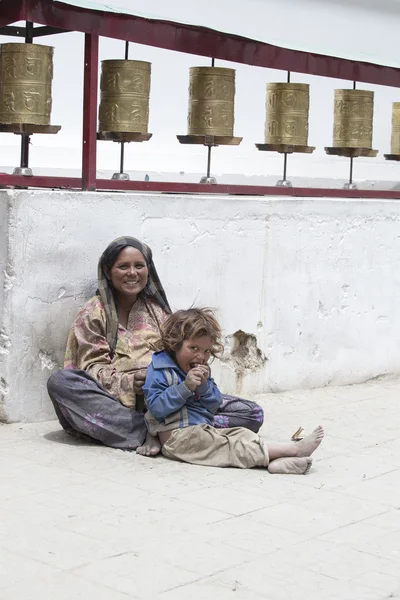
[82,34,98,191]
[24,0,400,88]
[95,179,400,199]
[0,174,82,188]
[0,0,24,26]
[1,174,400,199]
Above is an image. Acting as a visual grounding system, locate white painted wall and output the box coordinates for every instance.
[1,188,400,422]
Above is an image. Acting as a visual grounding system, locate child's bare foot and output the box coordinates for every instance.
[268,457,312,475]
[295,425,324,457]
[136,433,161,457]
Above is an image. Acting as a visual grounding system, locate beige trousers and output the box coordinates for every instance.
[161,424,269,469]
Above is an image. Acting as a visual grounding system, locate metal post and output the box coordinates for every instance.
[343,80,358,190]
[119,42,129,172]
[199,56,218,184]
[206,146,212,178]
[82,34,99,191]
[19,22,34,174]
[112,41,130,181]
[283,152,288,181]
[276,71,293,187]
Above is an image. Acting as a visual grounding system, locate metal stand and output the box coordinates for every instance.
[255,71,315,187]
[177,57,242,184]
[343,157,357,189]
[0,125,61,176]
[325,80,378,190]
[325,147,378,189]
[276,153,292,187]
[13,22,33,176]
[200,146,217,184]
[277,72,292,187]
[344,81,357,190]
[112,41,130,180]
[97,42,152,181]
[256,143,315,187]
[177,134,242,183]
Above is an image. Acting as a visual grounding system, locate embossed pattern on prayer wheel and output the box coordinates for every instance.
[265,83,310,145]
[390,102,400,154]
[99,60,151,133]
[187,67,235,136]
[0,43,54,125]
[333,89,374,148]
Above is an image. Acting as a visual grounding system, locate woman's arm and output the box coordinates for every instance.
[64,300,137,407]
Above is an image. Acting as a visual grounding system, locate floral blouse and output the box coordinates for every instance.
[64,295,168,407]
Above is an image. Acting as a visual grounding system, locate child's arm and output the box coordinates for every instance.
[143,364,192,421]
[195,378,222,414]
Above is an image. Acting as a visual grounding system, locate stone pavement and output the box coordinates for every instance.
[1,378,400,600]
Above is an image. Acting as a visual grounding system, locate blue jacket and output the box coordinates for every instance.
[143,350,222,434]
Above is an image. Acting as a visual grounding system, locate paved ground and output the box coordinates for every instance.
[1,378,400,600]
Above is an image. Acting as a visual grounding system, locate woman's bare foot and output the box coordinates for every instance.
[136,433,161,457]
[268,457,312,475]
[295,426,324,457]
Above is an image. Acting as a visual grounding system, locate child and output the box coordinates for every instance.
[143,308,324,473]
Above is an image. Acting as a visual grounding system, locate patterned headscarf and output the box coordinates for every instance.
[97,236,171,354]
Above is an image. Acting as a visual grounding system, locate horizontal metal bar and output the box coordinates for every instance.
[32,25,70,37]
[0,25,26,37]
[1,174,400,200]
[0,175,82,189]
[95,179,400,199]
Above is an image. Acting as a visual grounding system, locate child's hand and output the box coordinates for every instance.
[196,364,209,385]
[185,368,203,391]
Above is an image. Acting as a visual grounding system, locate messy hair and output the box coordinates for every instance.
[158,308,224,357]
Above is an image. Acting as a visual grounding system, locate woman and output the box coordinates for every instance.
[47,236,264,456]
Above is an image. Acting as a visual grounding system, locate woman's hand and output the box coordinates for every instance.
[133,369,147,395]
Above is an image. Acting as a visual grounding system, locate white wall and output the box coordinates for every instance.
[1,189,400,422]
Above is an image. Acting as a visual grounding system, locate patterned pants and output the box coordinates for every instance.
[47,369,264,451]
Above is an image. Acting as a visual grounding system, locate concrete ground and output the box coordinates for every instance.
[1,378,400,600]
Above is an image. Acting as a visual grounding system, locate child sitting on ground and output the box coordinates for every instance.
[143,308,324,473]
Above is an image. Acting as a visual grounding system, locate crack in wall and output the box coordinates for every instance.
[221,330,267,392]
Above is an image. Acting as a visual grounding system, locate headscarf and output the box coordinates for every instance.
[97,236,171,355]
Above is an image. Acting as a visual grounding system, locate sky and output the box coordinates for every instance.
[1,1,400,183]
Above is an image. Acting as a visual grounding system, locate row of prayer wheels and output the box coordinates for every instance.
[2,42,400,156]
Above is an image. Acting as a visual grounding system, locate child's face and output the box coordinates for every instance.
[175,335,213,373]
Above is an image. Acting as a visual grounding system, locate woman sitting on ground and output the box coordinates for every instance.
[47,236,265,455]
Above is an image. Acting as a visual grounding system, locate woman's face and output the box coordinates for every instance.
[109,246,148,301]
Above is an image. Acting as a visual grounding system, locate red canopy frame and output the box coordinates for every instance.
[1,0,400,198]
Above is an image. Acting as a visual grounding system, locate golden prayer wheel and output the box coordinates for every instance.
[0,43,54,125]
[187,67,235,136]
[98,60,151,133]
[333,89,374,148]
[265,83,310,146]
[390,102,400,154]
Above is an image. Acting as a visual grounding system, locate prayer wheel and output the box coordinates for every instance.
[187,67,235,136]
[0,43,54,125]
[98,60,151,133]
[265,83,310,146]
[390,102,400,154]
[332,89,374,148]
